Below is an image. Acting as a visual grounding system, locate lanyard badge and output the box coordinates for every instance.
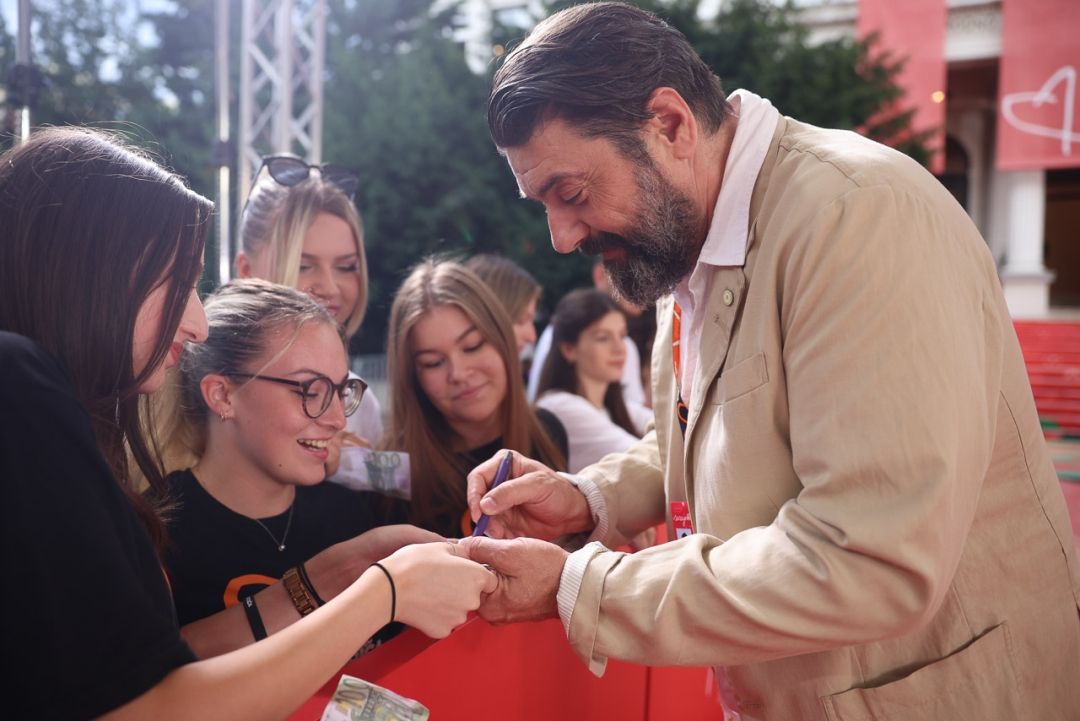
[670,501,694,539]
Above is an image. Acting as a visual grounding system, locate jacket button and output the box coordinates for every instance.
[722,289,735,306]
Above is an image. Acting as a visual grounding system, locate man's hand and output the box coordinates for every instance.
[466,450,594,540]
[305,525,444,600]
[457,536,569,624]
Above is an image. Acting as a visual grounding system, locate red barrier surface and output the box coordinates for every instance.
[288,617,665,721]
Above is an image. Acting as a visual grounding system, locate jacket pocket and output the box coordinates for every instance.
[819,623,1022,721]
[710,352,769,405]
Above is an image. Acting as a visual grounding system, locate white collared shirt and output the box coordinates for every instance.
[672,90,780,399]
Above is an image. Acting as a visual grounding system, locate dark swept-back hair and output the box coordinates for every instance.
[488,2,732,155]
[0,127,213,551]
[537,288,636,436]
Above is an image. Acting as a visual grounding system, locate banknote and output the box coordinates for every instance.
[320,674,429,721]
[333,448,411,499]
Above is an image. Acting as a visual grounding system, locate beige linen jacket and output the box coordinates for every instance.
[570,117,1080,720]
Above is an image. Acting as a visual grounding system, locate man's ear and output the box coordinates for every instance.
[591,262,609,292]
[200,373,235,420]
[643,87,698,161]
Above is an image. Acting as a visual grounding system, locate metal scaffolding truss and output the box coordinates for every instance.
[237,0,327,204]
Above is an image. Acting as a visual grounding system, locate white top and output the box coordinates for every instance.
[327,371,383,486]
[346,388,383,445]
[528,323,645,407]
[560,90,781,632]
[536,390,642,473]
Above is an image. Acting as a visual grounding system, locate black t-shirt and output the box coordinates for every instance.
[0,331,195,720]
[434,407,569,537]
[163,468,408,627]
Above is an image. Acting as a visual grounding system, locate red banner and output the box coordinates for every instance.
[857,0,948,174]
[996,0,1080,170]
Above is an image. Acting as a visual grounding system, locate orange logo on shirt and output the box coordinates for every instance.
[223,573,278,608]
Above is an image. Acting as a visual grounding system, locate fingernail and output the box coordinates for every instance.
[479,498,496,513]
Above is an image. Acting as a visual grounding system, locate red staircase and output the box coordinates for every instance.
[1014,321,1080,439]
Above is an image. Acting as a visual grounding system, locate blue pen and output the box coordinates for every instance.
[472,450,514,537]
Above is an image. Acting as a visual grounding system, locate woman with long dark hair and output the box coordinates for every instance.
[0,128,493,720]
[535,288,653,472]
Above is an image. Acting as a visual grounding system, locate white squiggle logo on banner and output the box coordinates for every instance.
[1001,65,1078,156]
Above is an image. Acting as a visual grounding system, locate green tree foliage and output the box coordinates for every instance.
[123,0,228,198]
[1,0,150,149]
[323,0,586,352]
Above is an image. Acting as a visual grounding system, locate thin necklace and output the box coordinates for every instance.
[251,501,295,552]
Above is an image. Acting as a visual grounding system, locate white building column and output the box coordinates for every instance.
[999,169,1054,318]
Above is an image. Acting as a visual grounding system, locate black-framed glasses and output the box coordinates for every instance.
[256,154,360,199]
[225,372,366,419]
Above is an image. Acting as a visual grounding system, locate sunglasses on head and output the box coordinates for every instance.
[255,154,360,199]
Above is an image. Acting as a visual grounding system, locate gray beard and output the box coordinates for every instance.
[583,158,704,307]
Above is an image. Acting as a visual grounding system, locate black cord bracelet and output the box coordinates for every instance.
[242,594,268,641]
[369,562,396,624]
[297,561,326,606]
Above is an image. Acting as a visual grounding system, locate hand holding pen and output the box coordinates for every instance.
[465,450,596,541]
[473,451,514,537]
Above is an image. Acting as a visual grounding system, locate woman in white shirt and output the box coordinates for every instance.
[535,288,653,473]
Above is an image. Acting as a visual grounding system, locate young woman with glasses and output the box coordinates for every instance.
[0,129,494,720]
[153,278,441,659]
[234,155,382,476]
[384,258,568,537]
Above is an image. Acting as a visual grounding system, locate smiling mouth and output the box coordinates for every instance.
[298,439,330,451]
[454,385,485,401]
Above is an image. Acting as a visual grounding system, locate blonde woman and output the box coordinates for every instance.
[384,258,567,537]
[465,253,542,356]
[235,156,381,474]
[156,279,440,659]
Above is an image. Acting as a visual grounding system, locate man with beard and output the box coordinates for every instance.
[461,3,1080,720]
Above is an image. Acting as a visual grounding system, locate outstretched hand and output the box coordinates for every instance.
[466,450,593,541]
[306,524,444,600]
[456,536,568,625]
[378,541,498,639]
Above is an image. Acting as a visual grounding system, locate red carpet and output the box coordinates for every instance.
[1015,321,1080,438]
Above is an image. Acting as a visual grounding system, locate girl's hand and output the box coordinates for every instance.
[375,542,497,638]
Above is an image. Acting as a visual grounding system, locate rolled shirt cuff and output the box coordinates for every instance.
[559,472,609,543]
[557,541,607,635]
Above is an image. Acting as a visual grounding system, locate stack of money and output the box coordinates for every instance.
[320,674,430,721]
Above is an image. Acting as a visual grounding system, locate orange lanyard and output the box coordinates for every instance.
[672,302,689,433]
